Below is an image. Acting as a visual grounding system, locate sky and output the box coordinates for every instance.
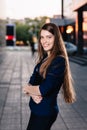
[6,0,61,19]
[0,0,6,19]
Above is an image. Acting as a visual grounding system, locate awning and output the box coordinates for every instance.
[50,18,75,26]
[74,2,87,11]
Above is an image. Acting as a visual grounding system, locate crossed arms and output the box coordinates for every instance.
[23,84,43,104]
[23,56,65,104]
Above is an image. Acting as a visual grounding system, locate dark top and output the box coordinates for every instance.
[28,56,65,116]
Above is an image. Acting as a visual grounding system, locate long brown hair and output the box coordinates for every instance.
[38,23,76,103]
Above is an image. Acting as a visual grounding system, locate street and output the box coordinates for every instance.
[0,47,87,130]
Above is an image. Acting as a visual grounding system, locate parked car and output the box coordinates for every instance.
[64,41,77,55]
[83,47,87,54]
[16,41,24,46]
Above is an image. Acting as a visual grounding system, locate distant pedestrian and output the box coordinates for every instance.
[23,23,76,130]
[30,41,35,56]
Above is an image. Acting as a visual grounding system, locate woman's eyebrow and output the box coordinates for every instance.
[40,34,52,37]
[40,35,44,38]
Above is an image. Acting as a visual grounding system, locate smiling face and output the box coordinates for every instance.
[40,29,55,56]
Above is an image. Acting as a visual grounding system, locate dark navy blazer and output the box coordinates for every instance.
[28,56,65,116]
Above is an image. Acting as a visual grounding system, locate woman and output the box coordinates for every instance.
[23,23,76,130]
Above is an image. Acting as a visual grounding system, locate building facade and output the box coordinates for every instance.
[73,0,87,54]
[63,0,87,54]
[0,0,6,46]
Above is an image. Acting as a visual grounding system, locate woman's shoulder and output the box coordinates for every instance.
[52,55,65,65]
[48,55,66,74]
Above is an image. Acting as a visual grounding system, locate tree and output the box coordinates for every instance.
[15,16,49,46]
[16,24,29,45]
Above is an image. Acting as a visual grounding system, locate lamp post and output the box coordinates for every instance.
[61,0,64,18]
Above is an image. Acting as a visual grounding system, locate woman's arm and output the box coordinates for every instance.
[23,56,65,97]
[23,84,42,104]
[23,84,41,95]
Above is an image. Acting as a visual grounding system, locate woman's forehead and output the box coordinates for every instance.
[40,30,53,36]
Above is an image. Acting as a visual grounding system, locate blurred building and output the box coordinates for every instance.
[50,0,87,54]
[0,0,6,46]
[73,0,87,54]
[50,0,76,44]
[63,0,87,53]
[50,15,75,44]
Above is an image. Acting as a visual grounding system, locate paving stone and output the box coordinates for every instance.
[0,87,8,122]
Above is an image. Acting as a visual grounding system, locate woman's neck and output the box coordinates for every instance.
[47,51,50,57]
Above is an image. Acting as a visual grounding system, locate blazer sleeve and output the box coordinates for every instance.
[28,63,43,85]
[28,65,37,85]
[39,56,65,96]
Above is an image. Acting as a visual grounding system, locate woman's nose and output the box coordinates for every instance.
[43,38,47,43]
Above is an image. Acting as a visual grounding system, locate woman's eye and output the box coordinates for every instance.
[40,36,43,39]
[48,36,51,38]
[47,35,53,38]
[40,36,53,41]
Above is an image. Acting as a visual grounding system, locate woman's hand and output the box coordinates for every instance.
[31,95,43,104]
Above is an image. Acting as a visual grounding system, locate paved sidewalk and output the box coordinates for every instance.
[0,48,87,130]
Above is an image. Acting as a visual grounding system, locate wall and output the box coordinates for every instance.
[0,0,6,46]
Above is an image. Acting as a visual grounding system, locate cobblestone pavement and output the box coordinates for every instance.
[0,47,87,130]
